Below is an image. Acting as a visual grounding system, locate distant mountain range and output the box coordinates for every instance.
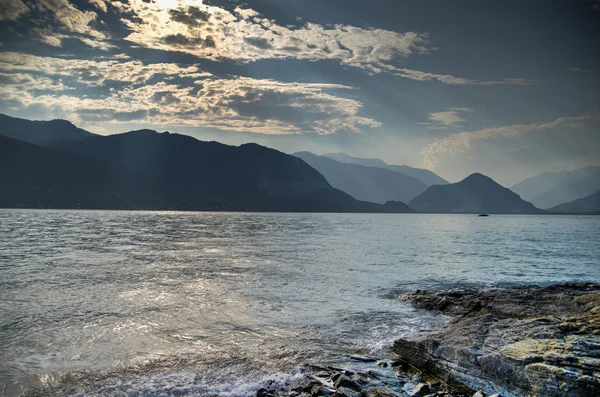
[410,173,543,214]
[549,189,600,214]
[293,151,429,204]
[323,152,449,186]
[0,114,412,213]
[511,166,600,209]
[1,114,596,214]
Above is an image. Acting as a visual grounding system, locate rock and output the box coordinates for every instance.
[371,387,403,397]
[395,283,600,397]
[472,391,485,397]
[311,385,334,396]
[349,354,378,362]
[410,383,431,397]
[333,374,361,391]
[376,360,389,368]
[256,388,277,397]
[331,372,343,383]
[334,387,361,397]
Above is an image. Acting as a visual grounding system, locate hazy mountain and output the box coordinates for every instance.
[293,151,428,204]
[323,152,448,186]
[549,189,600,214]
[0,120,412,212]
[409,173,542,214]
[0,113,94,145]
[511,166,600,209]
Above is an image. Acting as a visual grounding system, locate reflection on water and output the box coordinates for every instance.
[0,210,598,395]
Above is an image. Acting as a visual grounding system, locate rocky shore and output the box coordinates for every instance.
[394,282,600,397]
[258,283,600,397]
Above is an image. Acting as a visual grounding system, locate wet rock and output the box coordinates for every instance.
[377,360,389,368]
[257,388,279,397]
[311,385,334,396]
[333,374,361,391]
[349,354,378,362]
[471,391,484,397]
[410,383,431,397]
[370,387,403,397]
[395,283,600,397]
[334,386,361,397]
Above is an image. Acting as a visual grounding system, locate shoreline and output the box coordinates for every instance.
[13,283,600,397]
[256,283,600,397]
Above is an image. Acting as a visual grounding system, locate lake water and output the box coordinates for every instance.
[1,210,599,396]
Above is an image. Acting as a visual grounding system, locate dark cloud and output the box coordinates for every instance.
[151,91,181,105]
[162,33,216,48]
[244,36,273,50]
[168,6,210,27]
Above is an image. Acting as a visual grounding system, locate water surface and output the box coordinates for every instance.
[1,210,598,396]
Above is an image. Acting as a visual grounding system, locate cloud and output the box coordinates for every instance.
[0,53,381,135]
[422,113,600,169]
[0,52,209,86]
[109,0,534,86]
[0,72,71,91]
[3,0,112,49]
[0,0,28,20]
[115,0,430,69]
[427,108,473,126]
[88,0,107,13]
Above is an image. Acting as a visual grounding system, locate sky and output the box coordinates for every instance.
[0,0,599,185]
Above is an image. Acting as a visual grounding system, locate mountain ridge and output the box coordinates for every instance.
[323,152,449,186]
[549,189,600,214]
[410,172,543,214]
[511,166,600,209]
[0,115,413,213]
[293,151,429,204]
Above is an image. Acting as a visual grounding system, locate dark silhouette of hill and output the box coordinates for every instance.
[549,189,600,214]
[511,166,600,209]
[0,120,413,212]
[294,151,428,203]
[409,173,542,214]
[0,113,94,145]
[0,135,150,208]
[323,152,448,186]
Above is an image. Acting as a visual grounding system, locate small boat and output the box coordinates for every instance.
[478,213,489,217]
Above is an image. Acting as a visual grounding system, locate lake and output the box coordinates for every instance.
[1,210,598,396]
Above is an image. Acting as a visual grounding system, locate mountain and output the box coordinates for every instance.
[293,151,428,204]
[511,166,600,209]
[549,189,600,214]
[0,135,148,208]
[409,173,542,214]
[323,152,448,186]
[0,121,412,212]
[0,113,94,145]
